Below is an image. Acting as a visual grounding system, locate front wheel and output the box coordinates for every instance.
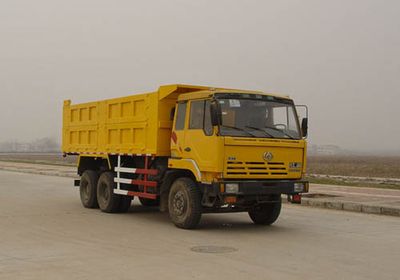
[248,197,282,225]
[168,178,202,229]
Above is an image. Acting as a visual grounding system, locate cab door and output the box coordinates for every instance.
[182,100,221,173]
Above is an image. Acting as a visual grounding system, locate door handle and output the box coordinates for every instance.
[184,147,191,152]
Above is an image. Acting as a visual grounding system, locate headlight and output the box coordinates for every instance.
[225,183,239,193]
[294,183,304,192]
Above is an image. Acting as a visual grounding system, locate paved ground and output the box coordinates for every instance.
[0,170,399,280]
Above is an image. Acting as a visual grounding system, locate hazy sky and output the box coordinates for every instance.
[0,0,399,151]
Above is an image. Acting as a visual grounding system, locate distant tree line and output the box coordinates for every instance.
[0,138,60,153]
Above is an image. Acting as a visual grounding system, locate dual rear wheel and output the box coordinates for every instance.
[79,171,160,213]
[79,170,99,208]
[96,172,132,213]
[79,171,131,213]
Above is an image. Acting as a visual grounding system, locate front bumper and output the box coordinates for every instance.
[201,180,308,210]
[216,180,309,195]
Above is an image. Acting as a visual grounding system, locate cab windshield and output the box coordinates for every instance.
[216,95,301,139]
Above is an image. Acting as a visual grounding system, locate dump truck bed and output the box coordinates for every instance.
[62,84,212,156]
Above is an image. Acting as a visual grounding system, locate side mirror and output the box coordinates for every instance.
[296,105,308,138]
[301,118,308,138]
[210,101,221,126]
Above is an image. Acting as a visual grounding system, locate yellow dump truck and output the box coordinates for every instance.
[62,84,309,229]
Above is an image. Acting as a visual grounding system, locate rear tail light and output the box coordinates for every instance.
[291,194,302,204]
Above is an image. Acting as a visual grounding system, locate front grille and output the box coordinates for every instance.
[226,161,288,176]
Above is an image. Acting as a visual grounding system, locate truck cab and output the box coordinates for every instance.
[166,89,309,226]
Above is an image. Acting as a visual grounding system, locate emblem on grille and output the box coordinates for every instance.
[263,152,273,161]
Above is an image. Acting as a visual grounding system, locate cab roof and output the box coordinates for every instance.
[158,84,291,101]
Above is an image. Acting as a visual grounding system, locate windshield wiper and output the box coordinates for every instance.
[244,126,274,137]
[220,125,257,137]
[264,126,296,139]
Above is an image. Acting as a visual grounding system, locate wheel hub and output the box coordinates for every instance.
[173,191,186,216]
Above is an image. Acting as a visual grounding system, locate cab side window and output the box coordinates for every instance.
[189,100,213,136]
[175,102,187,130]
[189,101,205,129]
[204,101,213,136]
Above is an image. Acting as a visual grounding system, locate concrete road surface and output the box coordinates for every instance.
[0,170,399,280]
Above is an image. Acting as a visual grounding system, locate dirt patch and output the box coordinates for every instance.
[190,246,238,254]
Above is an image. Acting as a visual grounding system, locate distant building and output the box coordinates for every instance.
[309,144,343,156]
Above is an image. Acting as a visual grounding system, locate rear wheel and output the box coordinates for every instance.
[248,196,282,225]
[168,177,202,229]
[97,172,121,213]
[139,197,160,207]
[79,170,99,208]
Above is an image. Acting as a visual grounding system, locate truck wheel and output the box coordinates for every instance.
[80,170,99,208]
[118,196,133,213]
[168,177,202,229]
[248,197,282,225]
[97,172,121,213]
[139,197,160,207]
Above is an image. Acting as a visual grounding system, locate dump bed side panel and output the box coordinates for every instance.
[62,85,216,156]
[62,92,161,155]
[62,100,99,153]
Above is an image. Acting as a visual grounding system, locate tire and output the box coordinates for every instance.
[97,172,121,213]
[248,197,282,225]
[139,197,160,207]
[168,177,202,229]
[118,196,133,213]
[79,170,99,208]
